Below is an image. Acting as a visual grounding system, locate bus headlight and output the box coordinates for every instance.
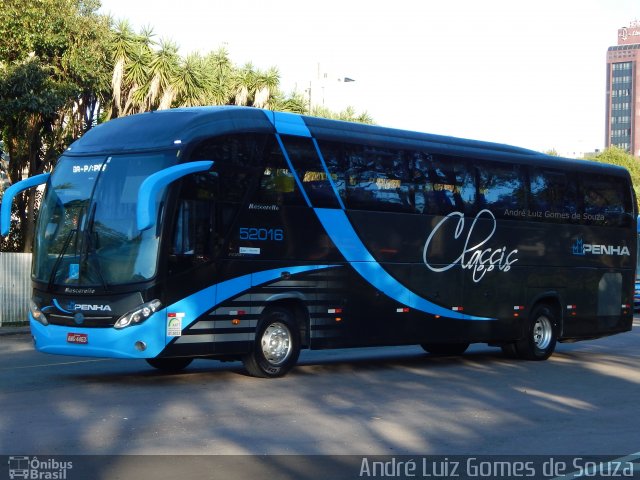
[30,300,49,326]
[114,299,162,329]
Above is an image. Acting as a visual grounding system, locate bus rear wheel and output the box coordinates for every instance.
[243,307,300,378]
[146,357,193,371]
[420,342,469,355]
[515,304,558,360]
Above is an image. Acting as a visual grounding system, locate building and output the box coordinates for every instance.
[605,20,640,157]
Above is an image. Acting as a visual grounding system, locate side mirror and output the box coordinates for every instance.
[0,173,50,236]
[136,161,214,231]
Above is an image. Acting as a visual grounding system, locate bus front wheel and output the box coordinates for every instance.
[243,307,300,378]
[515,304,558,360]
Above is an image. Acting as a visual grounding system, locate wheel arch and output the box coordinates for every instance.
[528,292,564,337]
[260,293,311,348]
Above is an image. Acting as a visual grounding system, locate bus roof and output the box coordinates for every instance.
[65,106,628,178]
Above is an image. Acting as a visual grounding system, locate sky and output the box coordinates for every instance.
[98,0,638,157]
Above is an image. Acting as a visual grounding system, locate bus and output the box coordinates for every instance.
[0,107,636,377]
[636,216,640,311]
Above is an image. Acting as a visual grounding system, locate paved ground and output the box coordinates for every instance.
[2,320,639,479]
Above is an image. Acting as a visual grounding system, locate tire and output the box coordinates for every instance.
[243,307,300,378]
[420,342,469,355]
[146,357,193,371]
[515,304,558,360]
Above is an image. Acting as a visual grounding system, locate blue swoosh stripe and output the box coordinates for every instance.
[314,208,493,321]
[53,298,73,314]
[167,264,339,331]
[312,137,346,210]
[275,134,312,207]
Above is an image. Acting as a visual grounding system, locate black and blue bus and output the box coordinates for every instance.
[1,107,636,377]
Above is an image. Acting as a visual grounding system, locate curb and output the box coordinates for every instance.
[0,326,31,336]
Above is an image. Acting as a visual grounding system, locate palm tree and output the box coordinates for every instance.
[253,67,280,109]
[121,40,152,115]
[270,91,307,114]
[108,20,139,118]
[233,63,256,106]
[203,47,233,105]
[175,53,207,107]
[147,39,180,110]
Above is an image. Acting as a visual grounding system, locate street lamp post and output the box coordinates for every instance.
[306,75,355,115]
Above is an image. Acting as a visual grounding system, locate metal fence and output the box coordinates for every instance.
[0,253,31,326]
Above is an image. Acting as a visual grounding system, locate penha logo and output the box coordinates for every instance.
[422,209,519,283]
[70,303,112,312]
[572,238,630,257]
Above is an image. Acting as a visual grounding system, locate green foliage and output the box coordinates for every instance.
[0,0,111,252]
[0,2,372,251]
[105,22,371,120]
[310,105,375,124]
[584,147,640,209]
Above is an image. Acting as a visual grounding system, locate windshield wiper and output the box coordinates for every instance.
[80,203,110,292]
[47,228,77,292]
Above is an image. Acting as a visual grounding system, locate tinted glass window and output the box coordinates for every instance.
[317,141,347,205]
[345,145,415,213]
[191,134,267,203]
[529,169,578,222]
[318,141,478,215]
[280,135,341,208]
[169,173,217,274]
[417,154,476,216]
[581,175,631,227]
[478,163,525,217]
[252,140,305,206]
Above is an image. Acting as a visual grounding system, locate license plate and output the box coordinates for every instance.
[67,332,88,344]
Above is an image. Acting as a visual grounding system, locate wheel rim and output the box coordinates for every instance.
[533,315,553,350]
[260,321,292,365]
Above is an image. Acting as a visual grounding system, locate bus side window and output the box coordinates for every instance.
[252,142,305,206]
[581,175,630,227]
[344,144,415,213]
[169,174,216,274]
[477,163,526,217]
[529,169,578,222]
[418,155,475,216]
[279,135,342,209]
[191,133,267,204]
[318,141,347,204]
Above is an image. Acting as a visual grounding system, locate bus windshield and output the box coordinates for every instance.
[32,152,176,287]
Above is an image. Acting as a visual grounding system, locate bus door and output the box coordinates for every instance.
[165,172,219,302]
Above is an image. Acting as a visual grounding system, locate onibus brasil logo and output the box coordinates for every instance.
[7,456,73,479]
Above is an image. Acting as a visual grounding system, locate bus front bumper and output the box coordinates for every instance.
[30,310,169,359]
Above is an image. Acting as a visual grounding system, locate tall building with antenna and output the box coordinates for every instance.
[605,19,640,157]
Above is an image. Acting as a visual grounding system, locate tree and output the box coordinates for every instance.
[0,4,373,252]
[108,20,153,118]
[202,47,234,106]
[310,105,374,124]
[0,58,72,251]
[0,0,111,252]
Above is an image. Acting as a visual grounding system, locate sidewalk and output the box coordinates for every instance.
[0,325,30,336]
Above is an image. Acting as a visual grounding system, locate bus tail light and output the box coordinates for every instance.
[114,299,162,329]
